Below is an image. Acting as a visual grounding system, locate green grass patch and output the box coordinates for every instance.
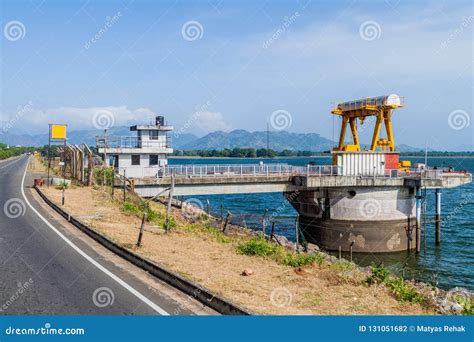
[365,263,390,284]
[386,277,424,304]
[122,201,166,226]
[122,201,141,215]
[237,237,279,257]
[237,236,324,267]
[365,263,424,304]
[452,294,473,316]
[281,252,324,267]
[330,261,354,272]
[162,217,176,230]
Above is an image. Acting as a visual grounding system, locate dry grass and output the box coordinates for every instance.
[39,184,434,315]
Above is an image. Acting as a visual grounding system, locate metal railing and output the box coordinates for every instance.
[96,136,172,149]
[162,164,299,177]
[115,163,446,180]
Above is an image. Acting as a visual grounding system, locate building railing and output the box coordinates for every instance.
[121,163,445,180]
[96,136,172,149]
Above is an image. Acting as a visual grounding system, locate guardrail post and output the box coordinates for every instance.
[165,169,176,232]
[261,209,268,237]
[123,170,126,202]
[221,211,231,233]
[306,164,309,177]
[136,212,148,247]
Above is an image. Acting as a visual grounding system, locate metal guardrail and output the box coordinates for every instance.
[125,164,444,180]
[96,136,171,149]
[162,163,301,177]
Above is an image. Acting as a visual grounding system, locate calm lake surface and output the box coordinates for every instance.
[169,156,474,290]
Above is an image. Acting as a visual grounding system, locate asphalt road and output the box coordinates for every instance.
[0,156,198,315]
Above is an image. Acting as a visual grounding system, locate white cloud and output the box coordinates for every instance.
[4,106,158,134]
[192,111,231,134]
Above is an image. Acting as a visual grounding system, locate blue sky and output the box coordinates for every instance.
[0,0,472,150]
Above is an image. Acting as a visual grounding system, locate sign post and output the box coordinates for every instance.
[48,124,67,195]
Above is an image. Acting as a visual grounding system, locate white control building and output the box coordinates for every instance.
[96,116,173,178]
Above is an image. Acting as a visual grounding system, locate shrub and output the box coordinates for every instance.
[386,278,424,304]
[93,167,114,186]
[237,237,277,257]
[330,261,354,272]
[146,208,164,223]
[365,263,390,285]
[281,253,323,267]
[163,217,176,230]
[452,294,473,316]
[55,181,69,190]
[366,263,424,304]
[122,201,140,215]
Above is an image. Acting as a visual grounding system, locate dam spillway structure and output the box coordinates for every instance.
[95,96,471,254]
[285,94,471,253]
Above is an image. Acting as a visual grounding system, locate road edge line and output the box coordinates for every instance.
[33,174,252,315]
[21,157,170,315]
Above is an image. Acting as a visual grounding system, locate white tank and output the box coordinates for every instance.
[336,94,402,111]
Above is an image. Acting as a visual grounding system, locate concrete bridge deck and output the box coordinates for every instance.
[128,164,472,197]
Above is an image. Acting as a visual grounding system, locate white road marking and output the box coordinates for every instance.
[20,157,170,315]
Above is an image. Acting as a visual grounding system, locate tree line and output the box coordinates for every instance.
[171,148,325,158]
[0,144,35,160]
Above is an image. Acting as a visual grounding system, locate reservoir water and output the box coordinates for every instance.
[170,156,474,290]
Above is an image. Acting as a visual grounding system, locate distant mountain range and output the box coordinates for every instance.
[180,129,335,151]
[0,126,469,152]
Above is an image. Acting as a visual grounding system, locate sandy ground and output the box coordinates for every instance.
[39,183,433,315]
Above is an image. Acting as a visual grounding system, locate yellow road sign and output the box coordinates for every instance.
[50,124,67,140]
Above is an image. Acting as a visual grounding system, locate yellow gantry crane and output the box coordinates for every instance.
[331,94,404,152]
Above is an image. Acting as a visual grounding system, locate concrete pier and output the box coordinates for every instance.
[285,186,416,253]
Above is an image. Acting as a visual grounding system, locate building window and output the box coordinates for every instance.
[131,155,140,165]
[149,130,159,140]
[149,154,158,166]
